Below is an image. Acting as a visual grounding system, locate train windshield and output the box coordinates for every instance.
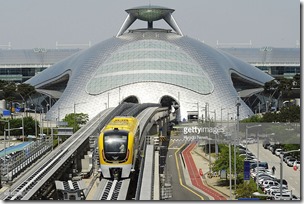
[104,131,128,161]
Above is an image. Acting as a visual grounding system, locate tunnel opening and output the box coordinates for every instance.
[160,95,180,123]
[122,95,139,104]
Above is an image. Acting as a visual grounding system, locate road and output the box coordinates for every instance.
[247,143,301,198]
[166,146,203,200]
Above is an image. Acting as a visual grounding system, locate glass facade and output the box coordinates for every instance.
[86,40,213,95]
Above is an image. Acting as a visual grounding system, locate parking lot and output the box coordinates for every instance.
[247,143,300,198]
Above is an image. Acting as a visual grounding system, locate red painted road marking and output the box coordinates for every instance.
[182,142,226,200]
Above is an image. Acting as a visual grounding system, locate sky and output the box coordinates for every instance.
[0,0,300,49]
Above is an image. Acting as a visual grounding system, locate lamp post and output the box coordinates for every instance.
[280,149,300,200]
[205,103,212,173]
[225,132,232,200]
[118,87,121,105]
[34,105,37,137]
[107,92,110,108]
[210,109,217,158]
[245,124,261,160]
[73,101,88,133]
[220,107,225,127]
[234,98,241,191]
[0,119,9,182]
[197,102,199,123]
[22,102,25,141]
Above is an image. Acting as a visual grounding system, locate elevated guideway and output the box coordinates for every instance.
[0,103,136,200]
[0,102,171,200]
[89,106,170,200]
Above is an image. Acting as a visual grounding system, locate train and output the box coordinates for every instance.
[98,116,140,180]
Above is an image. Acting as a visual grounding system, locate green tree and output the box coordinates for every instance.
[292,74,300,88]
[241,115,263,123]
[0,116,38,136]
[62,113,89,132]
[213,144,244,182]
[16,83,36,102]
[235,179,265,199]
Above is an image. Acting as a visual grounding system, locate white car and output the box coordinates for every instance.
[272,192,293,200]
[275,148,283,156]
[251,169,272,178]
[265,185,288,194]
[261,180,279,188]
[258,176,275,185]
[293,160,300,169]
[287,158,296,167]
[262,181,287,191]
[255,172,275,180]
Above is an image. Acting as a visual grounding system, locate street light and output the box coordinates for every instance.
[209,109,218,157]
[234,97,241,191]
[245,124,262,160]
[73,101,88,133]
[220,107,225,127]
[225,132,232,200]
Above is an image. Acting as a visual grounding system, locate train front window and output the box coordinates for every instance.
[104,132,128,161]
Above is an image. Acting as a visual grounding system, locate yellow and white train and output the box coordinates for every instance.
[98,116,140,180]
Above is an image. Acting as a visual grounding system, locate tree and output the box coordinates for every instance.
[0,80,36,113]
[16,83,36,102]
[0,116,38,136]
[235,179,265,199]
[212,144,244,182]
[62,113,89,132]
[293,74,300,88]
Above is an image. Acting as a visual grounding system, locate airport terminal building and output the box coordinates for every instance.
[0,6,299,122]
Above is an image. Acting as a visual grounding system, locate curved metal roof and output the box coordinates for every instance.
[26,29,273,121]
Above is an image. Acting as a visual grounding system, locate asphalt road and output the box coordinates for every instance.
[247,143,301,198]
[166,146,202,200]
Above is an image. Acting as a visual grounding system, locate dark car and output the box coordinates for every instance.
[250,161,269,170]
[274,178,288,187]
[263,141,270,149]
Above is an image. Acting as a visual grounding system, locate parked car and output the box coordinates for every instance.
[262,182,287,192]
[268,144,275,151]
[285,156,296,164]
[257,176,277,185]
[273,178,288,188]
[261,180,281,190]
[272,192,293,200]
[255,173,275,182]
[293,160,300,169]
[251,168,272,178]
[265,185,288,194]
[275,148,283,156]
[263,141,270,149]
[287,158,297,167]
[290,195,300,200]
[250,161,269,169]
[237,144,246,150]
[283,155,294,163]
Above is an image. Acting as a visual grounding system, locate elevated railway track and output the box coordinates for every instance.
[0,103,170,200]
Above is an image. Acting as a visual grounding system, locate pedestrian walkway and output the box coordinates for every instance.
[191,143,235,200]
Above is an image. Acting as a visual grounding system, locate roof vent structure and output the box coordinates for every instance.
[116,5,183,37]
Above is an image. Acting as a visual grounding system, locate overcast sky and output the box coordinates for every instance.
[0,0,300,49]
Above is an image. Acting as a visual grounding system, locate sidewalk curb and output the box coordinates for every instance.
[192,149,231,199]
